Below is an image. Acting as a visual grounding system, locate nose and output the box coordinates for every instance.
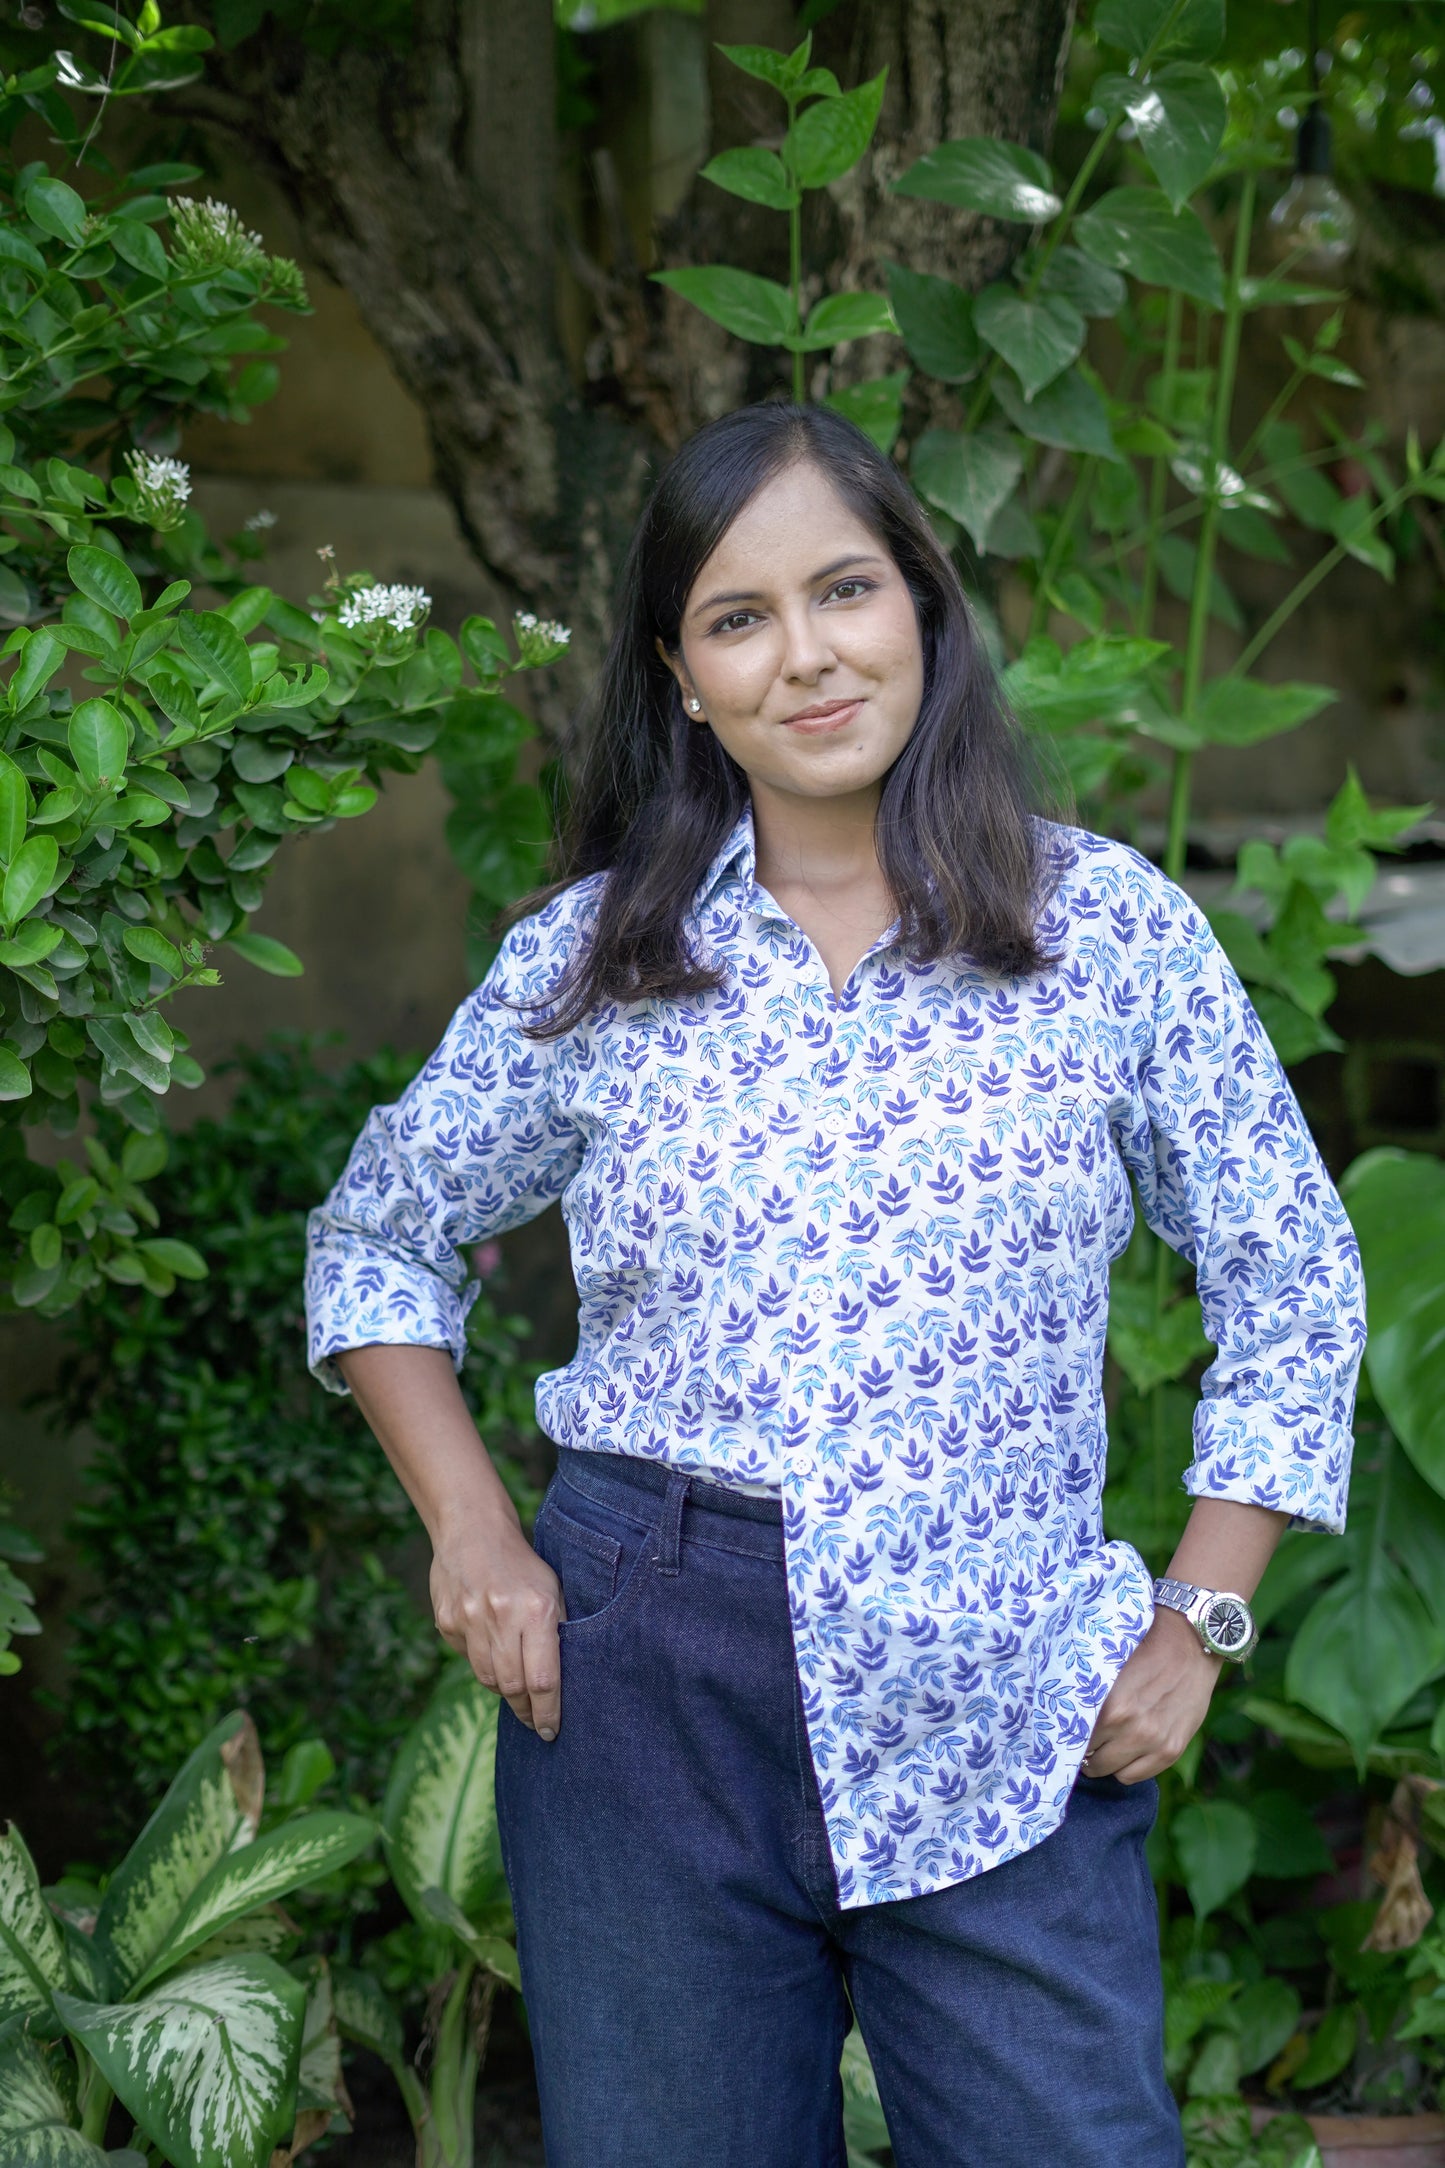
[778,600,836,684]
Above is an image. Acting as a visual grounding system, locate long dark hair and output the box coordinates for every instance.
[498,401,1058,1037]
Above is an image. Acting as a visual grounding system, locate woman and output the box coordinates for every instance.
[306,402,1363,2167]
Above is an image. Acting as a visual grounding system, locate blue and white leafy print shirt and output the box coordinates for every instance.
[306,806,1363,1907]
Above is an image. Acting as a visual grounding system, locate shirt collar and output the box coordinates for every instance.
[694,800,756,912]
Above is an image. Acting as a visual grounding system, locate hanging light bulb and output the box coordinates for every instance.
[1268,0,1358,271]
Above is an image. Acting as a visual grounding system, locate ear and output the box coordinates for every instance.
[654,633,695,706]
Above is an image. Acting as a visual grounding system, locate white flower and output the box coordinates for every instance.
[169,196,266,274]
[337,582,432,635]
[512,609,572,665]
[244,508,277,532]
[123,449,192,530]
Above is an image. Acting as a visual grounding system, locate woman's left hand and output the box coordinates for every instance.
[1083,1605,1222,1783]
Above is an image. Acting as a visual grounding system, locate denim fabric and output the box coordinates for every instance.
[494,1449,1184,2168]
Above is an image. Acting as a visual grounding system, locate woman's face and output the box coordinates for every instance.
[659,460,926,805]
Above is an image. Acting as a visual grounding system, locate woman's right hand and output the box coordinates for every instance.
[332,1345,568,1739]
[430,1512,567,1740]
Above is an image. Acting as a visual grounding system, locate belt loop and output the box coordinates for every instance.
[655,1471,691,1576]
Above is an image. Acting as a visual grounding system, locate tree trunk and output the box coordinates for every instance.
[189,0,1076,742]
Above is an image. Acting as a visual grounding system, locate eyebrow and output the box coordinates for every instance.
[689,552,889,618]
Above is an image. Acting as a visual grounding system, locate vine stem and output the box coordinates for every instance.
[1164,171,1257,885]
[790,188,804,404]
[1028,456,1095,640]
[1137,290,1183,638]
[1227,475,1419,681]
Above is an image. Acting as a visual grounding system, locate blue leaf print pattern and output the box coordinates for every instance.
[305,803,1364,1908]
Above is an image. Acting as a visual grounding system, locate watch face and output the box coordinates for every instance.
[1201,1594,1254,1658]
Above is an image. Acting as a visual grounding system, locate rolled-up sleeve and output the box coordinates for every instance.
[1112,884,1364,1533]
[304,899,589,1395]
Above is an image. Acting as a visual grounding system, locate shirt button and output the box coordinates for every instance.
[791,1452,817,1480]
[805,1284,828,1311]
[823,1108,848,1136]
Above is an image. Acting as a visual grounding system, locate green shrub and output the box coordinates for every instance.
[45,1034,543,1836]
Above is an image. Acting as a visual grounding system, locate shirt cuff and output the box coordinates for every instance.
[1183,1399,1353,1535]
[305,1256,479,1396]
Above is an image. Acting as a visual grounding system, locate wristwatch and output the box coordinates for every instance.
[1152,1576,1259,1662]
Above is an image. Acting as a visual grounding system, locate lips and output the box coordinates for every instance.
[780,696,863,731]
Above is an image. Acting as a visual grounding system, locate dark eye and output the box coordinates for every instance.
[713,609,757,634]
[828,577,875,602]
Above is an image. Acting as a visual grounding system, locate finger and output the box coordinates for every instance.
[522,1613,563,1742]
[491,1634,536,1731]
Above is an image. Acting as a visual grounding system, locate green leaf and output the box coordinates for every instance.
[1293,2003,1359,2089]
[1171,1799,1256,1920]
[1330,495,1394,580]
[0,1823,69,2023]
[1341,1151,1445,1496]
[175,611,254,703]
[1,835,58,926]
[133,1813,376,1992]
[699,147,797,210]
[418,1887,521,1988]
[137,1239,207,1280]
[650,265,794,345]
[884,262,979,382]
[973,286,1083,400]
[993,367,1121,460]
[1246,1791,1334,1881]
[0,2028,110,2168]
[0,1049,30,1102]
[1192,678,1335,748]
[9,629,66,713]
[1073,187,1224,305]
[0,758,27,864]
[94,1711,262,1997]
[226,931,303,977]
[68,698,129,788]
[66,545,142,623]
[790,290,894,352]
[1232,1977,1303,2079]
[108,217,168,278]
[1094,0,1223,62]
[56,1957,306,2168]
[893,137,1062,223]
[822,371,908,455]
[786,68,887,189]
[1107,1282,1209,1392]
[1098,63,1226,210]
[715,40,810,94]
[23,175,89,245]
[331,1966,404,2069]
[121,923,181,975]
[910,428,1022,554]
[382,1670,504,1928]
[1023,244,1127,319]
[1285,1551,1445,1772]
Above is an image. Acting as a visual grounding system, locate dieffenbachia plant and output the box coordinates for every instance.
[0,1711,374,2167]
[332,1668,520,2168]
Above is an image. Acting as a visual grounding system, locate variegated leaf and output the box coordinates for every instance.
[188,1904,299,1968]
[382,1672,503,1927]
[330,1966,403,2069]
[293,1958,352,2128]
[94,1714,263,1995]
[55,1956,306,2168]
[133,1814,375,1992]
[0,2025,105,2167]
[0,1825,69,2022]
[419,1888,521,1990]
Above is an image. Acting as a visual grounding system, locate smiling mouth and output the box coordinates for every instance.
[780,697,864,730]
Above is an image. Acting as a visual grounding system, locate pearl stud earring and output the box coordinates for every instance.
[688,697,702,713]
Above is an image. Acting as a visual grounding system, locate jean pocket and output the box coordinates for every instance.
[534,1495,622,1624]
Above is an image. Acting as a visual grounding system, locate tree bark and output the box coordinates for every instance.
[189,0,1076,742]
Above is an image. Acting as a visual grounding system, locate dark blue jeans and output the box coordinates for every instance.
[494,1449,1183,2168]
